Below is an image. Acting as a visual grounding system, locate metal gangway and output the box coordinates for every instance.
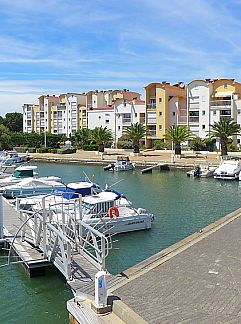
[11,194,113,291]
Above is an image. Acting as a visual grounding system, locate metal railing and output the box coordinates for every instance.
[147,103,156,109]
[18,195,112,280]
[210,100,231,108]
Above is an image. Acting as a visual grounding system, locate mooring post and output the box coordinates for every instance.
[0,194,3,239]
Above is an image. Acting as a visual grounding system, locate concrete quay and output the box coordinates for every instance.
[31,149,225,169]
[69,207,241,323]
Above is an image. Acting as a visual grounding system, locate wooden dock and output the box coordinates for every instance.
[141,163,169,173]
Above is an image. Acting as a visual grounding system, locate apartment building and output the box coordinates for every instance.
[87,99,145,144]
[145,82,187,148]
[187,79,241,144]
[23,93,87,137]
[23,104,40,133]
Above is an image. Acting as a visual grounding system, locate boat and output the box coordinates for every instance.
[0,177,65,198]
[104,156,135,171]
[214,156,241,180]
[0,165,38,187]
[0,151,30,165]
[18,181,101,210]
[186,163,216,178]
[80,191,154,234]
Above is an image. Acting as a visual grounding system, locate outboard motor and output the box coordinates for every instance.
[194,165,201,177]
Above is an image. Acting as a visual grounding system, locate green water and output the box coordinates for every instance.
[2,162,241,323]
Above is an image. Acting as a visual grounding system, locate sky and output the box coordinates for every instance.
[1,0,241,114]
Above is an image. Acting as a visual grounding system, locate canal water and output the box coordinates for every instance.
[1,162,241,323]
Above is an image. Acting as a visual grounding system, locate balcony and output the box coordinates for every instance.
[123,118,131,123]
[147,103,156,109]
[188,116,199,124]
[189,102,199,109]
[147,129,156,137]
[210,100,231,109]
[147,118,156,125]
[178,116,187,124]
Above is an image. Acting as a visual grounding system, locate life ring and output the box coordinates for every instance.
[108,206,119,218]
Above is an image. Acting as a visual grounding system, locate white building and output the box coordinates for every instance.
[187,79,241,145]
[87,99,146,144]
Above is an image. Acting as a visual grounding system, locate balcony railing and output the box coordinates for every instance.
[210,100,231,108]
[147,119,156,124]
[147,130,156,137]
[188,117,199,123]
[123,118,131,123]
[189,102,199,109]
[147,103,156,109]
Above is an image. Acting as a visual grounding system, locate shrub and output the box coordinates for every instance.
[36,147,50,153]
[57,148,77,154]
[83,144,98,151]
[153,140,168,150]
[117,141,133,149]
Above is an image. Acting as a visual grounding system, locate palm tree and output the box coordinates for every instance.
[91,126,113,153]
[124,122,146,153]
[209,117,241,156]
[165,125,193,155]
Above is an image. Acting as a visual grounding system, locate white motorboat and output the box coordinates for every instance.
[0,151,30,165]
[80,191,153,234]
[104,156,135,171]
[187,163,216,178]
[18,181,101,210]
[214,156,241,180]
[0,165,38,187]
[1,177,65,198]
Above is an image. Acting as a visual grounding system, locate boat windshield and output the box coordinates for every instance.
[12,169,33,178]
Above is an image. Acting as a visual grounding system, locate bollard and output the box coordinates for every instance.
[91,270,112,314]
[0,194,3,239]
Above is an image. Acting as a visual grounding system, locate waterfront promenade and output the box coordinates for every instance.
[69,207,241,323]
[31,149,228,167]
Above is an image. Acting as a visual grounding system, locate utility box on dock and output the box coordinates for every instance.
[94,271,107,307]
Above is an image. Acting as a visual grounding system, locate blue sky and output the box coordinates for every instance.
[1,0,241,114]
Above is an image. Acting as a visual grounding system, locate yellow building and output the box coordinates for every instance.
[145,82,187,148]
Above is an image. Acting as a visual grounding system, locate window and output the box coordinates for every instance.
[238,110,241,115]
[159,98,162,103]
[224,83,228,89]
[159,112,162,116]
[135,113,137,117]
[172,112,175,116]
[213,110,216,115]
[202,110,205,116]
[202,125,205,130]
[105,120,110,124]
[159,125,162,130]
[105,113,110,116]
[118,126,121,130]
[238,139,240,144]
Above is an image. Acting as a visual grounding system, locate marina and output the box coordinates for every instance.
[2,161,241,322]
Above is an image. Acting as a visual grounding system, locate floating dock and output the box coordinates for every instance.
[141,163,169,173]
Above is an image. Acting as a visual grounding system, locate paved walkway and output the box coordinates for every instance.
[109,208,241,323]
[30,149,231,167]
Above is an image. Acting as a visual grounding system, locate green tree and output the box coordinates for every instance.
[165,125,193,155]
[209,117,241,156]
[73,128,91,148]
[4,113,23,132]
[124,122,146,153]
[91,126,113,152]
[189,137,206,151]
[0,124,11,150]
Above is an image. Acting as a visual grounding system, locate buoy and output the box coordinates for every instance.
[108,206,119,218]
